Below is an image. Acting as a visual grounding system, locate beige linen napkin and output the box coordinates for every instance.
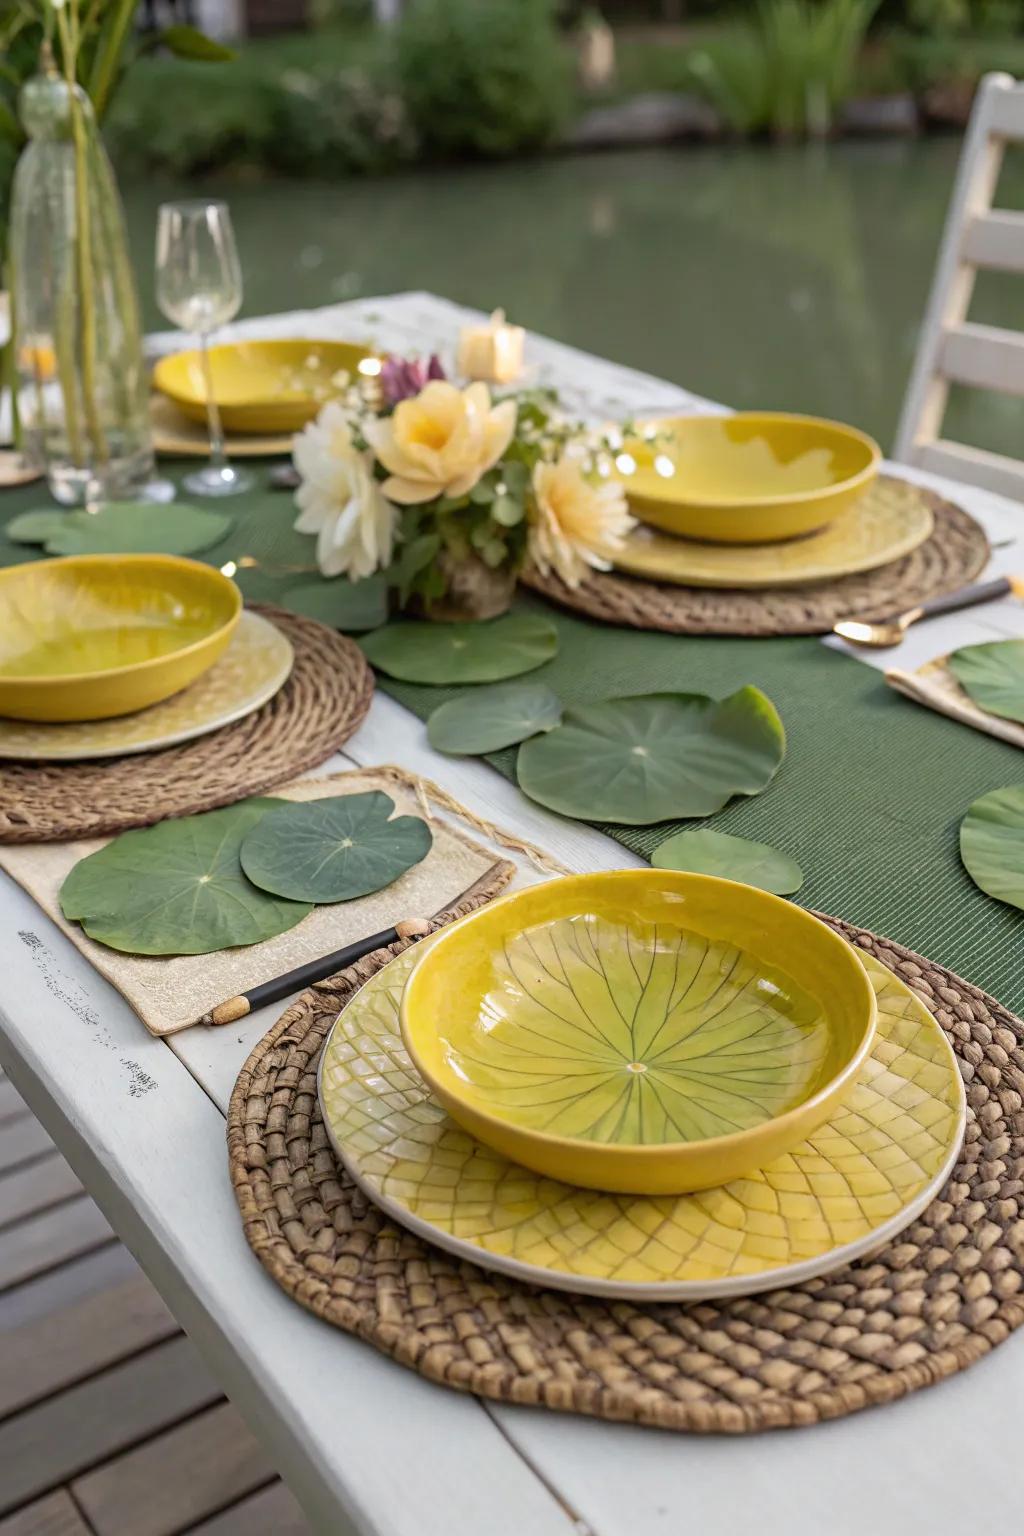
[885,657,1024,749]
[0,766,512,1036]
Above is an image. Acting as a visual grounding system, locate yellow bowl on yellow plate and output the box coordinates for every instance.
[617,412,881,544]
[400,871,877,1195]
[0,554,241,722]
[152,338,379,434]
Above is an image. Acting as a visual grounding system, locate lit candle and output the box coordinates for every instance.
[456,309,525,385]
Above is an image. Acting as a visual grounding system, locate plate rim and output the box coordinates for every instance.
[316,952,967,1304]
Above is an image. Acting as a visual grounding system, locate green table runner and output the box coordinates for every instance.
[3,475,1022,1014]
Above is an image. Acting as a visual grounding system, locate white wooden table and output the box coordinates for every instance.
[3,294,1022,1536]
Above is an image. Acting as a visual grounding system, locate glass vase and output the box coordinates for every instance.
[9,64,153,505]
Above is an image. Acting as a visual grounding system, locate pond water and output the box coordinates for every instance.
[123,137,1024,456]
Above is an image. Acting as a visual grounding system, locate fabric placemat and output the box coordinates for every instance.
[0,606,372,845]
[228,909,1024,1433]
[0,767,513,1036]
[887,657,1024,749]
[522,492,988,636]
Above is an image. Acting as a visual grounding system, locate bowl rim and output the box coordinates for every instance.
[0,552,242,687]
[399,870,879,1167]
[622,410,882,512]
[153,337,378,410]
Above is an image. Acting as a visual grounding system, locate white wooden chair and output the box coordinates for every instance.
[894,72,1024,500]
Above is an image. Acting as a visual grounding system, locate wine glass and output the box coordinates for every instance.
[155,201,253,497]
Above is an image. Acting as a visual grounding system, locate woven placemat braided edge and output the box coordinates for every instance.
[0,604,374,845]
[227,905,1024,1434]
[522,490,990,636]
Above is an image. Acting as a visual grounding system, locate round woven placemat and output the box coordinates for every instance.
[522,490,990,636]
[0,604,374,845]
[228,906,1024,1433]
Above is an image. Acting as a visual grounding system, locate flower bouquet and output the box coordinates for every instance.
[292,354,636,621]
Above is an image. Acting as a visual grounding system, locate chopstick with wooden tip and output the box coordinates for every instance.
[200,917,432,1026]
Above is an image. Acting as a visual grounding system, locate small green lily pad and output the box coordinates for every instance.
[651,828,804,895]
[60,799,311,955]
[948,639,1024,724]
[427,681,563,755]
[43,502,233,557]
[360,614,559,685]
[960,784,1024,911]
[240,792,433,903]
[516,688,786,825]
[282,575,390,632]
[6,510,68,544]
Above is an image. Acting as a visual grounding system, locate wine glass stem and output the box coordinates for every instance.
[199,331,227,470]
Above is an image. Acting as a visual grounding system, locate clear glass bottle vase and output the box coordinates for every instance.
[9,61,153,505]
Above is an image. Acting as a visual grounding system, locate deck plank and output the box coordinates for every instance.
[0,1078,26,1126]
[0,1491,91,1536]
[0,1154,82,1231]
[0,1116,53,1175]
[0,1198,113,1293]
[0,1270,179,1419]
[0,1243,139,1333]
[72,1402,276,1536]
[186,1480,310,1535]
[0,1334,222,1515]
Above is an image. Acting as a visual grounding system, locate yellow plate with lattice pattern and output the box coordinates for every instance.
[0,611,291,759]
[318,943,964,1302]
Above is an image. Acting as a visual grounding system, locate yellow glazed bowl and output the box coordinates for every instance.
[0,554,242,722]
[616,412,881,544]
[400,871,878,1195]
[153,338,379,434]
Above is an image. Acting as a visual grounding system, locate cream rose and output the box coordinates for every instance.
[293,401,398,580]
[528,457,636,589]
[364,380,516,505]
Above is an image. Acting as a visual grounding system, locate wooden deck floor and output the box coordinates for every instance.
[0,1072,310,1536]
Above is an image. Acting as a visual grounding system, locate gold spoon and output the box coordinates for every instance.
[833,576,1021,648]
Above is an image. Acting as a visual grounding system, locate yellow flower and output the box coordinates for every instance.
[528,457,636,589]
[364,380,516,505]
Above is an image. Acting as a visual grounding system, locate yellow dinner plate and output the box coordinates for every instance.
[613,475,934,589]
[153,338,378,434]
[616,412,881,543]
[0,554,241,722]
[149,394,295,458]
[319,945,965,1302]
[0,611,292,760]
[400,872,877,1195]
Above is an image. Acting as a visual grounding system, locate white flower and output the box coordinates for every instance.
[528,456,635,589]
[293,401,398,580]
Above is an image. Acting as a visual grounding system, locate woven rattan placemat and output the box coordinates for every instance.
[229,910,1024,1433]
[0,605,373,845]
[523,492,989,636]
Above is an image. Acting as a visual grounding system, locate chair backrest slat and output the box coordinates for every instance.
[894,71,1024,497]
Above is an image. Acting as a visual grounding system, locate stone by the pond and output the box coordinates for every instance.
[566,92,721,149]
[839,94,919,136]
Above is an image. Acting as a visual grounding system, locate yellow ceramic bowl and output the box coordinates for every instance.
[617,412,881,544]
[400,871,877,1195]
[152,338,379,434]
[0,554,241,722]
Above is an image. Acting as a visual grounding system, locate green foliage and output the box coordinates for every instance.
[395,0,572,158]
[271,66,417,176]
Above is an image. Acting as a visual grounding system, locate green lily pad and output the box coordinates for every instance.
[60,799,311,955]
[6,510,68,545]
[960,784,1024,911]
[948,639,1024,724]
[516,688,785,825]
[42,502,234,557]
[282,575,390,632]
[427,681,563,755]
[240,792,433,903]
[651,828,804,895]
[360,614,558,685]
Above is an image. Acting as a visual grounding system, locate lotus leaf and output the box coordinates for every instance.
[360,614,558,684]
[240,791,433,903]
[6,510,68,544]
[42,502,233,558]
[651,828,803,895]
[282,575,389,632]
[516,689,785,824]
[60,799,310,955]
[427,681,563,755]
[948,639,1024,724]
[960,784,1024,911]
